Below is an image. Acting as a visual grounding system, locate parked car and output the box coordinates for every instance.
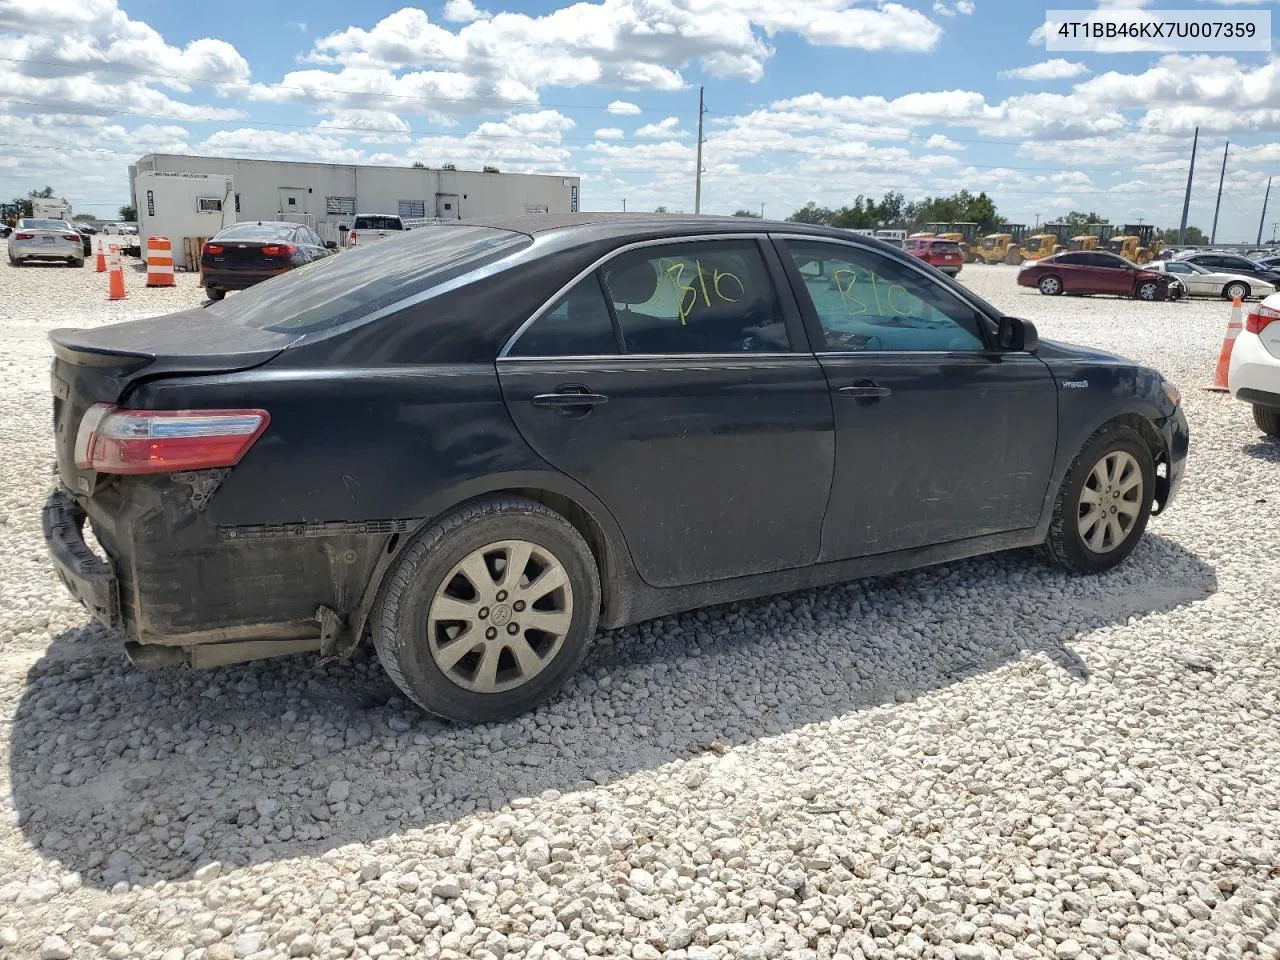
[1174,251,1280,288]
[1146,259,1274,300]
[200,221,338,301]
[1229,293,1280,438]
[1252,255,1280,271]
[7,218,84,267]
[43,215,1187,723]
[73,223,97,257]
[905,236,964,276]
[1018,250,1183,301]
[348,214,405,247]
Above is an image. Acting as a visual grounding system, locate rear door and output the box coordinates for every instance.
[1048,253,1088,292]
[497,235,836,588]
[773,236,1057,559]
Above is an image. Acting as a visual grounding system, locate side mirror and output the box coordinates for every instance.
[997,315,1038,352]
[325,240,338,249]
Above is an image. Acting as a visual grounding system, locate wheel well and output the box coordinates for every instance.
[1107,413,1170,511]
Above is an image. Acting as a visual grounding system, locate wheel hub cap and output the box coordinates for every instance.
[1077,451,1143,554]
[426,539,573,694]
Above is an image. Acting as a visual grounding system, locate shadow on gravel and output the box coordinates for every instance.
[9,534,1216,889]
[1242,439,1280,463]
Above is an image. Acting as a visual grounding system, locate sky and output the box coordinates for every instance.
[0,0,1278,240]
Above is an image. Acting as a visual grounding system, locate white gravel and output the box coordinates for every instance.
[1,261,1278,960]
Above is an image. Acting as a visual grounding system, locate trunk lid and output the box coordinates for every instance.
[50,308,298,496]
[203,240,291,271]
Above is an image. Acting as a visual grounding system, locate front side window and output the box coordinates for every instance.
[507,276,619,357]
[783,241,987,353]
[600,240,789,354]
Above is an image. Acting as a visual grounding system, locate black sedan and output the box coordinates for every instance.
[200,220,337,300]
[43,215,1188,723]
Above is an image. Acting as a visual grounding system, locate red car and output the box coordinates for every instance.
[905,236,964,276]
[1018,250,1184,302]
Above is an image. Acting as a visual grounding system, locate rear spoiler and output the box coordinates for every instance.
[49,329,153,371]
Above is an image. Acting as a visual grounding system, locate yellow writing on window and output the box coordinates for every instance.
[830,266,922,319]
[656,258,744,325]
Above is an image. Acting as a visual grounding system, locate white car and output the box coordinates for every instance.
[1148,259,1275,300]
[1228,293,1280,438]
[6,218,84,267]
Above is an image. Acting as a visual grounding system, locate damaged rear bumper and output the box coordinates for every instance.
[42,486,122,629]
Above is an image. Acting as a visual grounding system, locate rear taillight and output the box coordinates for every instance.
[15,232,32,240]
[348,231,357,243]
[73,404,270,474]
[1246,304,1280,335]
[261,244,295,257]
[204,243,223,255]
[63,234,81,241]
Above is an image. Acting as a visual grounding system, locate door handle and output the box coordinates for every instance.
[531,387,609,415]
[839,381,892,400]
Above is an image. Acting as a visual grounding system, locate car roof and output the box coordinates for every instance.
[450,212,899,243]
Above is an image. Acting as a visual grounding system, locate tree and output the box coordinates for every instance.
[28,186,55,199]
[1059,210,1108,227]
[72,213,96,221]
[482,165,500,173]
[441,163,457,171]
[654,205,669,213]
[787,202,836,225]
[1157,225,1206,244]
[411,161,427,168]
[6,197,33,218]
[118,205,137,221]
[732,209,761,218]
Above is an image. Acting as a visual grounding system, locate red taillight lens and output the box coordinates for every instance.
[15,232,32,240]
[1246,304,1280,334]
[348,231,357,243]
[204,243,223,255]
[63,234,81,241]
[73,404,270,474]
[261,244,295,257]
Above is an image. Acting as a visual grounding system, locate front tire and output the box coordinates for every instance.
[1255,404,1280,438]
[1039,275,1062,296]
[1135,280,1160,301]
[1224,281,1249,301]
[1042,424,1155,573]
[373,496,600,723]
[205,286,225,302]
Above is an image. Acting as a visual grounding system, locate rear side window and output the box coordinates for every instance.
[600,240,789,354]
[507,276,619,357]
[211,226,531,334]
[354,216,403,231]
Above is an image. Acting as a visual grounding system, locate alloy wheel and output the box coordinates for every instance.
[1138,282,1158,300]
[426,540,573,693]
[1077,451,1143,553]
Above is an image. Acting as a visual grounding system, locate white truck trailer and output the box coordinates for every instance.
[135,171,235,269]
[32,197,73,221]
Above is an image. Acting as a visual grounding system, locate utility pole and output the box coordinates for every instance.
[1210,140,1229,244]
[622,198,626,212]
[1257,177,1271,246]
[1034,212,1040,229]
[694,86,705,215]
[760,203,765,219]
[1178,127,1198,245]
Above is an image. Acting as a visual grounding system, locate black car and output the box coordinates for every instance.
[200,221,337,301]
[1176,251,1280,287]
[74,224,96,256]
[43,215,1188,723]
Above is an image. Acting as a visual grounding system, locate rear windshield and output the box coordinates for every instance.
[210,225,531,334]
[217,223,295,240]
[22,219,67,230]
[930,241,961,252]
[354,216,403,230]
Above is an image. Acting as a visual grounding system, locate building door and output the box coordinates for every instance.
[278,187,307,218]
[436,193,460,219]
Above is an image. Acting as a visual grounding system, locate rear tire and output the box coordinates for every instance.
[1038,275,1062,296]
[373,496,600,724]
[205,287,225,302]
[1224,281,1249,301]
[1254,404,1280,438]
[1042,423,1155,573]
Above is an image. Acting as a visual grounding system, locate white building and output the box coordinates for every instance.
[130,154,582,244]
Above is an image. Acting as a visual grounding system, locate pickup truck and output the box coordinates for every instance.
[348,214,405,247]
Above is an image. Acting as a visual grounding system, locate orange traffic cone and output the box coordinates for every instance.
[94,235,107,273]
[1206,295,1243,392]
[107,248,126,301]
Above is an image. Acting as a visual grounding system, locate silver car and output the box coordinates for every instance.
[1149,259,1276,300]
[7,218,84,267]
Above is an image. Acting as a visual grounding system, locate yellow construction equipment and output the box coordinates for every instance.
[923,222,981,259]
[1066,223,1113,251]
[1021,233,1062,261]
[1106,224,1162,264]
[974,224,1027,264]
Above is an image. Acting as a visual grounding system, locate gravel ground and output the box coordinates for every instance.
[1,261,1277,960]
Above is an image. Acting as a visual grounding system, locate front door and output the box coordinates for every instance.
[1087,252,1135,295]
[278,187,307,219]
[498,237,835,588]
[773,236,1058,560]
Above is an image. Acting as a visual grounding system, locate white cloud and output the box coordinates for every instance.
[924,133,966,150]
[442,0,492,22]
[1001,59,1089,81]
[933,0,975,16]
[594,127,625,139]
[634,116,686,138]
[608,100,642,115]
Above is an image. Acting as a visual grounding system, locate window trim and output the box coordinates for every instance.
[770,235,997,355]
[499,233,806,360]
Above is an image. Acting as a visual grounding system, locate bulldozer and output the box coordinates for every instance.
[1066,223,1113,251]
[1107,224,1163,264]
[973,224,1028,265]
